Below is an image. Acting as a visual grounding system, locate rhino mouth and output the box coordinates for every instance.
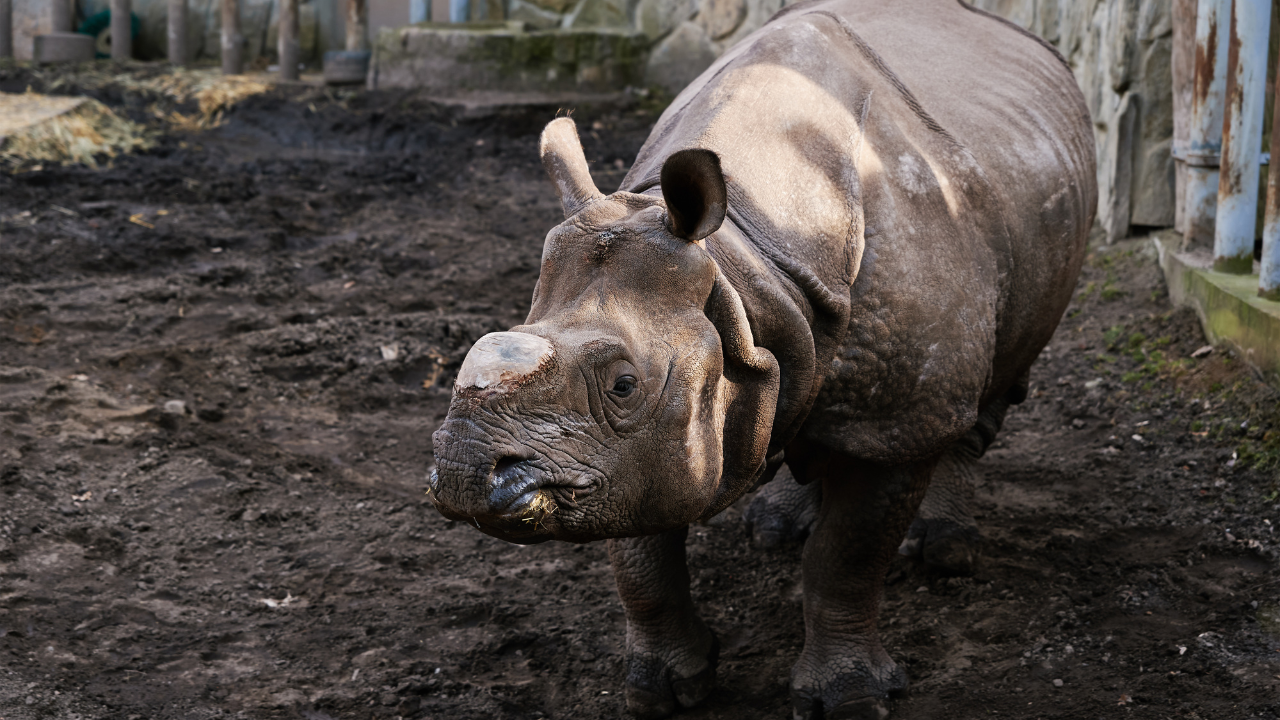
[426,462,595,543]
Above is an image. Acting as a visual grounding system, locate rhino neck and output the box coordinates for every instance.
[704,206,854,458]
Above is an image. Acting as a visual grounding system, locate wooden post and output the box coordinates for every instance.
[346,0,367,51]
[168,0,187,65]
[0,0,12,59]
[221,0,242,74]
[111,0,131,60]
[278,0,299,80]
[51,0,72,32]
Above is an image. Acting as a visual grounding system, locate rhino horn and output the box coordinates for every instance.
[661,148,727,242]
[540,118,604,218]
[455,332,555,392]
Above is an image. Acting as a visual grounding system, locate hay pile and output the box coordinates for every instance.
[0,91,151,169]
[38,66,273,130]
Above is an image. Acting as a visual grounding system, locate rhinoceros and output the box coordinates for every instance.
[429,0,1096,716]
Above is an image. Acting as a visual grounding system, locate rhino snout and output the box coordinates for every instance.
[488,457,542,513]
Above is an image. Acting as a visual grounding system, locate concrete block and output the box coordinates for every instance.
[34,32,95,63]
[1154,230,1280,381]
[371,24,646,95]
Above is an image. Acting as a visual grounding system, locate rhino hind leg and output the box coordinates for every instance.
[786,448,933,720]
[898,392,1015,576]
[608,528,718,719]
[743,464,822,549]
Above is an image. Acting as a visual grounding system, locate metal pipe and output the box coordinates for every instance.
[278,0,299,80]
[0,0,12,59]
[1261,22,1280,299]
[1185,0,1233,248]
[221,0,242,74]
[168,0,187,65]
[1213,0,1271,274]
[111,0,132,60]
[410,0,428,23]
[51,0,73,33]
[346,0,367,51]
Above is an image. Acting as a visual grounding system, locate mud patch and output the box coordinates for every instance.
[1,68,1278,719]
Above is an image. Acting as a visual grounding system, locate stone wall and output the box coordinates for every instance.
[970,0,1175,240]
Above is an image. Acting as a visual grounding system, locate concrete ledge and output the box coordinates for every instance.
[370,24,647,94]
[1154,230,1280,381]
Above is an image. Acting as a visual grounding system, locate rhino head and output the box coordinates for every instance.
[429,118,781,543]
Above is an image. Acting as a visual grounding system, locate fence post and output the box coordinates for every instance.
[1185,0,1233,248]
[51,0,72,32]
[0,0,11,59]
[168,0,187,65]
[1262,32,1280,299]
[111,0,132,60]
[347,0,368,51]
[222,0,242,74]
[1213,0,1272,273]
[279,0,299,80]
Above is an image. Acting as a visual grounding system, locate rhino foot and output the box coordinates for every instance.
[790,651,907,720]
[898,516,980,577]
[624,631,719,719]
[743,466,820,549]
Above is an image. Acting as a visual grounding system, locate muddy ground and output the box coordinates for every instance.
[2,65,1280,720]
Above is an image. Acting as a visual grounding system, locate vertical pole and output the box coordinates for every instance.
[168,0,187,65]
[111,0,132,60]
[50,0,72,33]
[346,0,367,51]
[1185,0,1233,248]
[1213,0,1272,273]
[0,0,12,59]
[1261,31,1280,299]
[278,0,299,80]
[410,0,427,23]
[221,0,242,74]
[449,0,470,23]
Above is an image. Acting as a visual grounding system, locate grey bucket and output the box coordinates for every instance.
[324,50,371,85]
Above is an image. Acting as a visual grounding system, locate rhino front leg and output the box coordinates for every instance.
[743,464,822,549]
[608,527,718,719]
[789,450,935,720]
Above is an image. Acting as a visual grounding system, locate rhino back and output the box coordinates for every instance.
[624,0,1096,462]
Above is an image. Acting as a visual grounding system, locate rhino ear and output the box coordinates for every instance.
[698,270,780,520]
[540,118,604,218]
[661,149,727,241]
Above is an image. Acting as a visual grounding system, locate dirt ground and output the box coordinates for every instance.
[2,65,1280,720]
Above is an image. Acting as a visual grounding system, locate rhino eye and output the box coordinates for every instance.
[610,376,637,397]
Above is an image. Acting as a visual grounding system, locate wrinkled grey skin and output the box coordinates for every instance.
[430,0,1097,717]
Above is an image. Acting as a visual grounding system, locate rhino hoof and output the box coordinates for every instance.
[899,517,980,577]
[624,635,719,719]
[828,697,892,720]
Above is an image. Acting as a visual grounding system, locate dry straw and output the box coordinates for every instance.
[1,66,273,168]
[0,91,150,168]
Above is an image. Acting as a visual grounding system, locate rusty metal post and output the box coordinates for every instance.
[278,0,299,80]
[346,0,368,51]
[111,0,132,60]
[1213,0,1271,274]
[1184,0,1233,248]
[1262,35,1280,299]
[168,0,187,65]
[221,0,242,74]
[0,0,12,59]
[50,0,73,32]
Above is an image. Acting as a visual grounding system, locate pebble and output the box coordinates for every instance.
[163,400,186,415]
[1052,678,1063,687]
